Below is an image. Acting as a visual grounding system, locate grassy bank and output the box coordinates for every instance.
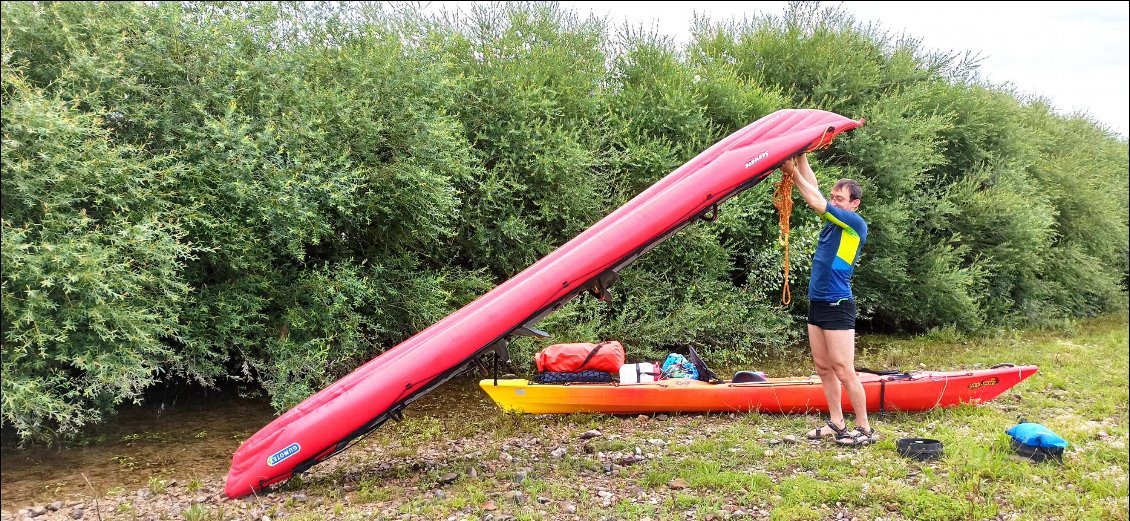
[31,314,1130,520]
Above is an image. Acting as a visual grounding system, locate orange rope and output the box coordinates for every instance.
[810,127,834,150]
[773,167,794,306]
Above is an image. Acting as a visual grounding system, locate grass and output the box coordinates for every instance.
[147,477,167,495]
[228,314,1130,520]
[182,504,212,521]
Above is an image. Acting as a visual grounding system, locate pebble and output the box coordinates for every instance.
[623,454,646,465]
[580,429,602,439]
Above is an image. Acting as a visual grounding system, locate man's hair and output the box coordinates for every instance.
[833,179,862,201]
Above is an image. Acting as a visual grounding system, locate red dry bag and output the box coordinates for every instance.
[534,341,625,373]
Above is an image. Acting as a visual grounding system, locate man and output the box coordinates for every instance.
[780,153,875,446]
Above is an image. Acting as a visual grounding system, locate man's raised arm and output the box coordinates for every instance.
[783,154,827,214]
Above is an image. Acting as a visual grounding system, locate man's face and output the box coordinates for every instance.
[829,187,860,212]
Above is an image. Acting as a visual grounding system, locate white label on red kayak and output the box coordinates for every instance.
[744,151,769,169]
[267,443,301,467]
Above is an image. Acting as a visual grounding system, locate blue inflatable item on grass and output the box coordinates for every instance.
[661,353,699,379]
[1007,422,1069,449]
[1007,422,1068,463]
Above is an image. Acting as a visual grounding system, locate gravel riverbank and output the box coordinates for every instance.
[3,413,815,521]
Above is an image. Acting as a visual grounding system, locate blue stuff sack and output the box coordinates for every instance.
[1007,422,1068,463]
[661,353,699,380]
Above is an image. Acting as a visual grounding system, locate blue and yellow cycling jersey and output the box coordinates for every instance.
[808,204,867,302]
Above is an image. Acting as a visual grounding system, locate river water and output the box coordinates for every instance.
[0,374,498,511]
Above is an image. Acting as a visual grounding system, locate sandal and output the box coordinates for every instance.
[835,426,879,446]
[806,419,848,440]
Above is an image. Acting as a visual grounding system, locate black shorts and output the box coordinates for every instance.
[808,300,856,330]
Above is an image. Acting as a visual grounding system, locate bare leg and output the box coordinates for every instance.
[823,328,869,430]
[809,323,846,428]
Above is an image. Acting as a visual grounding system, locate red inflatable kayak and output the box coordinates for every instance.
[225,109,863,498]
[479,365,1039,414]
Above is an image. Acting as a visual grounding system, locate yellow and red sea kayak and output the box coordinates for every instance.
[480,365,1038,414]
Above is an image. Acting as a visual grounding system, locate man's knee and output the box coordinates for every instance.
[832,363,857,381]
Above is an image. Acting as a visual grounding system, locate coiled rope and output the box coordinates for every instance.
[773,167,794,306]
[774,133,833,306]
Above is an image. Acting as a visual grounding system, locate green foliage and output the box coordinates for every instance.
[1,1,1126,441]
[443,2,610,277]
[1,47,191,441]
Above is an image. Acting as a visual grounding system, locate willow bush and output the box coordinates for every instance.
[692,3,1127,331]
[1,51,191,438]
[2,1,1126,442]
